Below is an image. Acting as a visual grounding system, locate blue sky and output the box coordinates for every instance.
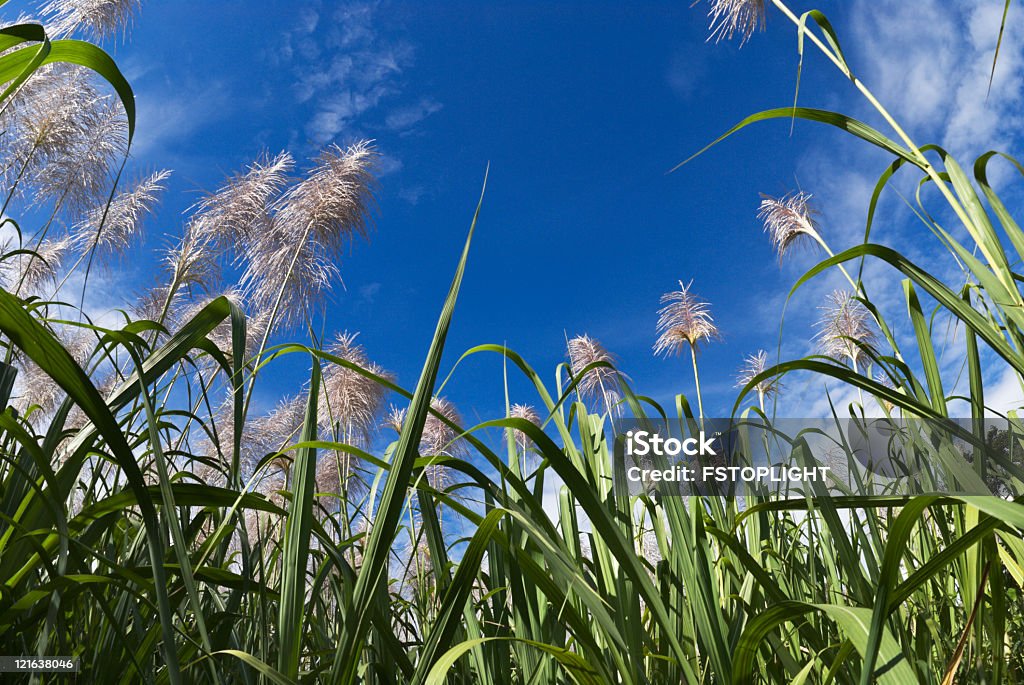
[20,0,1024,423]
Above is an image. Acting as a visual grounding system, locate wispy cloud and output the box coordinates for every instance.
[358,281,381,304]
[131,77,230,159]
[666,46,707,100]
[851,0,1024,159]
[385,97,443,133]
[277,1,438,145]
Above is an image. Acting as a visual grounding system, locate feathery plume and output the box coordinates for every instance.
[641,529,662,565]
[33,98,128,213]
[257,472,287,509]
[0,66,127,212]
[72,169,170,261]
[0,66,90,177]
[707,0,766,45]
[130,283,176,329]
[758,191,822,262]
[42,0,142,40]
[319,330,390,444]
[421,396,464,456]
[567,334,619,401]
[874,370,899,412]
[815,290,877,366]
[653,280,719,357]
[11,324,95,421]
[12,357,65,420]
[384,405,406,434]
[192,151,294,249]
[315,448,367,500]
[241,142,377,327]
[654,280,718,422]
[506,403,541,451]
[193,461,228,489]
[420,396,464,491]
[199,393,307,489]
[874,370,896,390]
[736,350,780,397]
[163,222,221,294]
[177,290,268,364]
[0,237,71,293]
[253,394,308,458]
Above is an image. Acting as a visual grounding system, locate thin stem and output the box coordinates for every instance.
[243,222,314,420]
[690,344,705,430]
[808,228,861,294]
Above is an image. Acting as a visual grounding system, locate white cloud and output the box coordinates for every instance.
[131,79,230,158]
[398,185,427,205]
[358,281,382,304]
[984,365,1024,414]
[666,46,706,99]
[385,97,443,132]
[277,1,438,146]
[851,0,1024,159]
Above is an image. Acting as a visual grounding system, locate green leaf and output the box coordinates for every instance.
[277,364,320,679]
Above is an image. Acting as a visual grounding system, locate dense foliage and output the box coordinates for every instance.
[0,1,1022,683]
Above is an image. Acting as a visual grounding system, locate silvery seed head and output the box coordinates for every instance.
[874,370,899,411]
[164,223,221,295]
[653,280,719,357]
[177,290,267,365]
[131,283,176,329]
[506,403,541,450]
[73,169,170,262]
[192,151,294,250]
[1,67,94,190]
[736,349,780,398]
[319,330,390,445]
[240,142,377,327]
[421,396,464,457]
[1,65,128,213]
[567,334,618,399]
[758,191,821,262]
[384,405,406,434]
[253,394,308,459]
[315,448,367,499]
[0,236,71,294]
[42,0,142,41]
[815,290,877,366]
[707,0,766,45]
[417,396,465,491]
[33,98,128,214]
[11,324,94,422]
